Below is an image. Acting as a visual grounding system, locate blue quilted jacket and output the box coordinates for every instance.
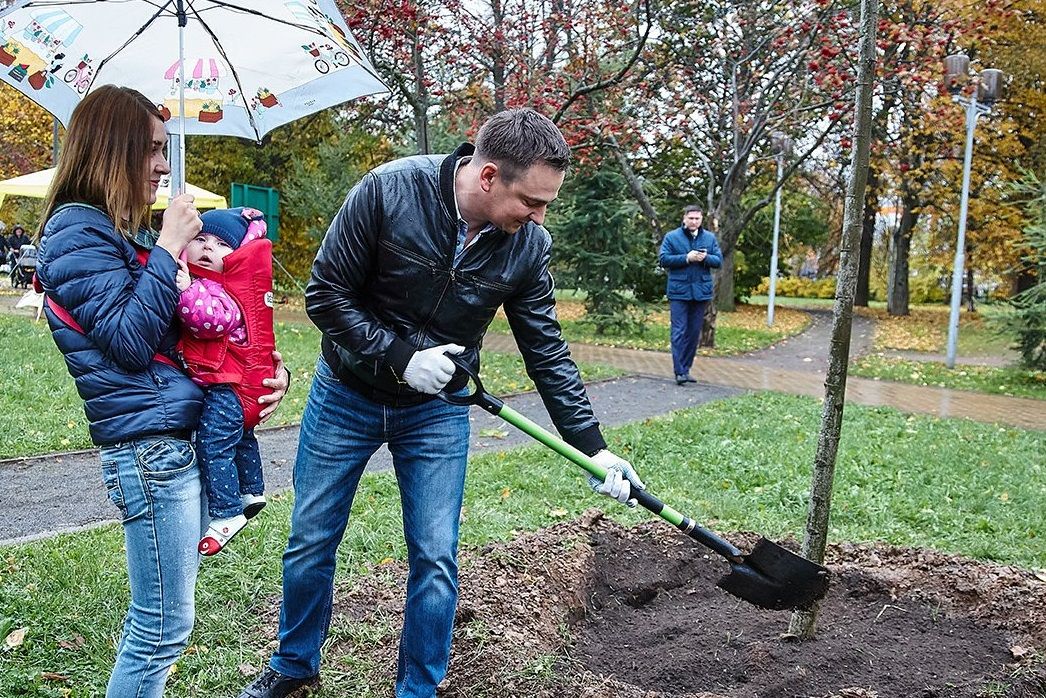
[36,204,202,446]
[658,226,723,301]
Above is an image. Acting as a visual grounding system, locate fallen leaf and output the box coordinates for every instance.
[500,487,511,500]
[41,672,69,682]
[5,627,26,648]
[57,634,85,650]
[238,662,258,676]
[549,507,568,518]
[480,428,508,439]
[1033,569,1046,583]
[1010,645,1029,659]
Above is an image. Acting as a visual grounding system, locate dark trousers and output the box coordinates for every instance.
[196,385,264,519]
[669,299,709,376]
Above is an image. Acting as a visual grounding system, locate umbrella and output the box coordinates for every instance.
[0,0,387,190]
[0,167,228,210]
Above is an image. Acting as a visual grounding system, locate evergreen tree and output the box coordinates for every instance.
[550,161,650,334]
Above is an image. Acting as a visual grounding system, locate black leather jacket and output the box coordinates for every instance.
[307,143,606,454]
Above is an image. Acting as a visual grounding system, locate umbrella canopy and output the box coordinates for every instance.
[0,167,227,210]
[0,0,387,141]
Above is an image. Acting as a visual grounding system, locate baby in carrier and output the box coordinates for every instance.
[175,207,277,555]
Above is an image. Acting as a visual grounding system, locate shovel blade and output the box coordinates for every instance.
[716,538,831,610]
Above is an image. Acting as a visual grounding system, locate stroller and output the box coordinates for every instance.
[9,244,38,289]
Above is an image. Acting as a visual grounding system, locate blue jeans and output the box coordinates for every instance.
[196,385,264,519]
[271,357,470,698]
[99,435,205,698]
[669,298,710,376]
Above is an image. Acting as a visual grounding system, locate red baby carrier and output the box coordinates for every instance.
[178,238,277,430]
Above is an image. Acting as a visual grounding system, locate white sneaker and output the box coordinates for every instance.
[198,514,248,556]
[241,493,267,519]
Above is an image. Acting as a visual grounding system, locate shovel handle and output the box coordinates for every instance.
[437,353,745,562]
[496,404,744,563]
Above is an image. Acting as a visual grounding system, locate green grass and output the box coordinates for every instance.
[0,315,621,459]
[852,355,1046,400]
[1,393,1043,695]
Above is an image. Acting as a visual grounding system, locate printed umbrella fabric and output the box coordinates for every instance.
[0,0,387,140]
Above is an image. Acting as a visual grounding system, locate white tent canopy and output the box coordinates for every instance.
[0,168,227,211]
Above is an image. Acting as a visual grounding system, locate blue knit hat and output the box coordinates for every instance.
[199,207,252,249]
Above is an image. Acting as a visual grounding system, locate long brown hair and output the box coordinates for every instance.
[40,85,164,238]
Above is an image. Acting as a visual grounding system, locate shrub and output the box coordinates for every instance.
[754,276,836,298]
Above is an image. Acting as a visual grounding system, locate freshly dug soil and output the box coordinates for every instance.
[326,511,1046,697]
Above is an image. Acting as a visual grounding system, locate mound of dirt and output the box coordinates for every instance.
[327,511,1046,697]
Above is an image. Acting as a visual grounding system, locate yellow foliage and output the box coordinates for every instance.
[0,83,54,179]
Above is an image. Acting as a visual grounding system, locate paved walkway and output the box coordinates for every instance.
[484,326,1046,432]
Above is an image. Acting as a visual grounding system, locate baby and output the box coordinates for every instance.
[175,207,277,555]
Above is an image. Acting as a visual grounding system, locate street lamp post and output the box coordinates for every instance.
[767,132,793,327]
[943,54,1003,369]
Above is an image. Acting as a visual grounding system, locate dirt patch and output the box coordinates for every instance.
[325,511,1046,697]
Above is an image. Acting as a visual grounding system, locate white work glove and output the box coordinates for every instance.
[587,449,646,508]
[402,343,465,394]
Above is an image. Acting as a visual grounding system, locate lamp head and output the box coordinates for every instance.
[977,68,1004,105]
[944,53,970,95]
[771,132,793,157]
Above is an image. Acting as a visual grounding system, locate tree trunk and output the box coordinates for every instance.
[966,266,976,312]
[411,34,429,155]
[855,166,878,306]
[886,202,916,316]
[701,278,719,348]
[788,0,879,640]
[490,0,506,112]
[710,198,743,319]
[716,249,736,312]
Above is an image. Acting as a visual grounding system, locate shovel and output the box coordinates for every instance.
[438,354,830,611]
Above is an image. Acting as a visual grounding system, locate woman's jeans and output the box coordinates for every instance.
[271,357,470,698]
[100,435,204,698]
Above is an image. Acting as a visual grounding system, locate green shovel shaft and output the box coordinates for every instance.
[497,405,744,561]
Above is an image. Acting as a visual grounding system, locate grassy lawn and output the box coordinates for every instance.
[852,355,1046,400]
[847,306,1045,399]
[488,299,811,355]
[748,295,1013,355]
[1,393,1043,695]
[863,304,1014,356]
[0,314,621,459]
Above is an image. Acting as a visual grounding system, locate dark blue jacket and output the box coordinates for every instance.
[659,226,722,301]
[36,204,202,446]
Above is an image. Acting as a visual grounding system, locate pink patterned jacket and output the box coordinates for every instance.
[177,217,268,375]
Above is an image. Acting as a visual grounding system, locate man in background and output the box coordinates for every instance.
[659,205,722,385]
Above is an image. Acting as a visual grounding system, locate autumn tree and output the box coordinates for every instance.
[855,2,958,308]
[0,83,53,179]
[934,0,1045,299]
[446,0,658,323]
[642,0,858,346]
[339,0,462,153]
